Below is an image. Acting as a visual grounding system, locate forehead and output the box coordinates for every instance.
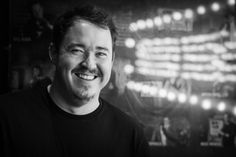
[62,20,112,47]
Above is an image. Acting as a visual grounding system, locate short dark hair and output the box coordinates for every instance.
[52,4,118,55]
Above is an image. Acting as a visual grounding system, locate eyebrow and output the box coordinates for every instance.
[96,46,109,53]
[66,43,110,53]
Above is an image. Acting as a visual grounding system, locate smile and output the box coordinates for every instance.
[75,73,97,81]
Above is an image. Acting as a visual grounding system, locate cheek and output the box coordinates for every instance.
[101,61,113,78]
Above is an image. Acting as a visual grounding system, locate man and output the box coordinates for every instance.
[219,113,236,148]
[160,117,180,146]
[0,4,150,157]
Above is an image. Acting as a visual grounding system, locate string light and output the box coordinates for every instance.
[184,9,194,19]
[197,5,206,15]
[162,14,172,24]
[125,38,136,48]
[178,93,187,103]
[211,2,220,12]
[189,95,198,105]
[129,23,138,32]
[146,19,154,28]
[233,106,236,116]
[129,2,231,32]
[217,102,226,112]
[137,20,146,30]
[154,16,163,26]
[159,89,168,98]
[224,41,236,49]
[227,0,235,6]
[136,31,228,47]
[126,81,235,115]
[202,99,212,110]
[135,66,236,82]
[173,12,182,21]
[124,64,134,74]
[135,60,181,70]
[167,92,176,101]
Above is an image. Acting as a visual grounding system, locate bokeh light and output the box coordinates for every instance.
[184,9,194,19]
[189,95,198,105]
[162,14,172,24]
[211,2,220,12]
[202,99,212,110]
[227,0,235,6]
[217,102,226,112]
[137,20,146,30]
[167,92,176,101]
[197,6,206,15]
[146,19,154,28]
[125,38,136,48]
[178,93,187,103]
[124,64,134,74]
[154,16,163,26]
[173,12,182,21]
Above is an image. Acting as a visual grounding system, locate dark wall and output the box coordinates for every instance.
[0,0,10,94]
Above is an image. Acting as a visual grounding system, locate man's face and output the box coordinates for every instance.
[54,20,113,102]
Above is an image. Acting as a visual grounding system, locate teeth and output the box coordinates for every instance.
[76,73,95,80]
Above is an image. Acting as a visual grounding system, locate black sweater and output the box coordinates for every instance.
[0,80,150,157]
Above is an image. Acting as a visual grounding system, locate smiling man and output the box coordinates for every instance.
[0,4,150,157]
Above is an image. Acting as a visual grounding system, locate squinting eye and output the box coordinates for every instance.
[96,52,107,58]
[70,48,84,54]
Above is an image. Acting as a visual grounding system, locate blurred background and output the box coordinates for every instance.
[2,0,236,156]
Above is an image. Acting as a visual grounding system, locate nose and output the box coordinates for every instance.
[81,53,96,70]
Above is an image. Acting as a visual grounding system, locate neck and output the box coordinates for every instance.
[47,84,100,115]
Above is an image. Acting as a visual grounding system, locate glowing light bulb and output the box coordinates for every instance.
[197,6,206,15]
[211,2,220,12]
[129,23,138,32]
[137,20,146,30]
[127,81,135,89]
[154,16,163,26]
[227,0,235,6]
[163,14,172,24]
[167,92,176,101]
[202,99,211,110]
[125,38,135,48]
[184,9,194,19]
[150,87,158,96]
[124,64,134,74]
[159,89,167,98]
[233,106,236,116]
[189,95,198,105]
[173,12,182,21]
[178,93,187,103]
[146,19,154,28]
[217,102,226,112]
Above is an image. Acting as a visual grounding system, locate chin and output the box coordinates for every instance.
[72,87,97,101]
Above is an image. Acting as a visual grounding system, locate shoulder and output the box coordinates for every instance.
[100,98,143,130]
[0,79,50,113]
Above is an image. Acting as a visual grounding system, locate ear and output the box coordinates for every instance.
[48,42,57,65]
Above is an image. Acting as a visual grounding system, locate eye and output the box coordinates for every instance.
[96,51,108,58]
[70,47,85,54]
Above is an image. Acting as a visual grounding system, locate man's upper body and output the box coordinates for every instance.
[220,114,236,147]
[1,4,150,157]
[160,117,180,147]
[0,79,150,157]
